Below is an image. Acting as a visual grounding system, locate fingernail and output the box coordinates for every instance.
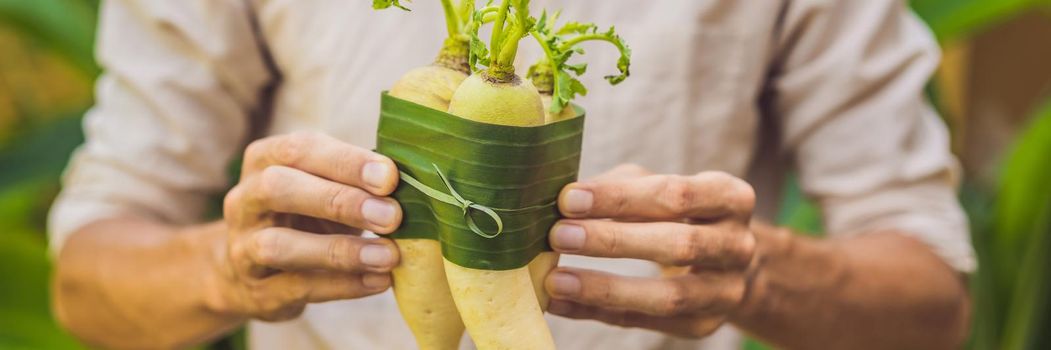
[362,273,391,289]
[359,244,395,268]
[547,300,571,314]
[563,189,593,215]
[549,272,581,297]
[362,198,397,227]
[551,224,586,251]
[362,161,391,190]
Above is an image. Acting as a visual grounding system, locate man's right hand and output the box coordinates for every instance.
[210,132,403,321]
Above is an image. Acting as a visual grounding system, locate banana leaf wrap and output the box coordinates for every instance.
[376,92,585,270]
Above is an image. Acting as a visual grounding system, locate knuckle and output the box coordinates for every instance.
[604,185,631,216]
[250,229,284,266]
[227,238,250,263]
[734,233,757,267]
[273,132,316,166]
[223,185,246,219]
[699,171,755,216]
[728,178,756,217]
[670,230,702,266]
[696,171,755,217]
[658,281,692,316]
[584,275,613,303]
[257,166,289,202]
[285,282,311,305]
[658,175,696,216]
[327,236,358,271]
[243,138,271,163]
[721,277,747,306]
[600,223,624,256]
[324,185,358,223]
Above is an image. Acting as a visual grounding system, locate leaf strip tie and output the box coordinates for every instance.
[398,164,555,239]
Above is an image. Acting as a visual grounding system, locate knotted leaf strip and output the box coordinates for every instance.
[376,92,584,270]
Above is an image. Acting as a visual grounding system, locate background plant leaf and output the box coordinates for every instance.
[911,0,1048,42]
[0,0,97,75]
[995,100,1051,350]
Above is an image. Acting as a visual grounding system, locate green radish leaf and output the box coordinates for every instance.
[467,19,490,71]
[372,0,410,11]
[458,0,477,21]
[552,74,573,111]
[569,76,588,97]
[557,21,596,35]
[606,47,632,84]
[536,9,561,33]
[527,13,632,112]
[552,72,588,113]
[565,62,587,76]
[464,7,491,72]
[535,9,549,32]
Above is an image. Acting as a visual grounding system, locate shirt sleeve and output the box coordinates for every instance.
[771,0,975,273]
[47,0,274,255]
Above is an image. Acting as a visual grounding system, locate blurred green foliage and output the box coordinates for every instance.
[0,1,1048,349]
[912,0,1051,42]
[0,0,96,347]
[0,0,97,74]
[981,101,1051,350]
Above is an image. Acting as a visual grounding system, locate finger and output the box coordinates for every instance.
[239,227,399,274]
[280,271,392,303]
[230,165,402,233]
[558,171,755,221]
[549,220,755,268]
[242,132,399,195]
[252,271,391,320]
[547,300,724,338]
[545,268,745,317]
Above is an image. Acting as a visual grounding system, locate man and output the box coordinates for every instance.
[49,1,973,349]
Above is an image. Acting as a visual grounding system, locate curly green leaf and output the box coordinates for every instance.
[528,11,631,112]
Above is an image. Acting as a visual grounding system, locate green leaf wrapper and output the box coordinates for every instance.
[376,92,585,270]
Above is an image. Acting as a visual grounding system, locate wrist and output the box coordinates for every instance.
[176,222,242,319]
[730,222,791,322]
[729,223,847,325]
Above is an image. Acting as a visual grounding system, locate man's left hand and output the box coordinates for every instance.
[545,164,758,338]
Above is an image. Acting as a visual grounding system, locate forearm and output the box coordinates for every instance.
[731,223,970,350]
[52,217,242,349]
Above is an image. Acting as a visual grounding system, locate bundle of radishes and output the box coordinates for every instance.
[373,1,629,349]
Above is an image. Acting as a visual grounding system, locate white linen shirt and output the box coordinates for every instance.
[50,1,975,349]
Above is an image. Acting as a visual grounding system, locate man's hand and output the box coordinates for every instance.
[212,132,403,321]
[51,131,411,348]
[544,164,757,338]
